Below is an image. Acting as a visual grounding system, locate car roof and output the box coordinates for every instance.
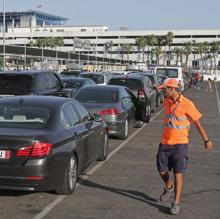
[61,77,90,81]
[79,85,122,91]
[80,72,106,76]
[110,74,145,80]
[0,95,74,108]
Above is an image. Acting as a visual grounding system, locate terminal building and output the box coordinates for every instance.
[0,10,220,66]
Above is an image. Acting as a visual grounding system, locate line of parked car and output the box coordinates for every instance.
[0,69,149,195]
[0,65,194,195]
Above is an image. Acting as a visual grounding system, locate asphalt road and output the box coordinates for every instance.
[0,82,219,219]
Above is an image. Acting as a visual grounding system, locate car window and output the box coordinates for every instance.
[62,80,82,89]
[122,97,134,108]
[0,75,33,95]
[72,101,89,120]
[146,75,155,85]
[60,102,79,129]
[75,89,118,103]
[0,105,49,128]
[37,74,46,90]
[81,74,104,84]
[166,69,178,78]
[45,73,62,89]
[156,68,178,78]
[109,78,143,90]
[156,68,166,76]
[124,88,137,104]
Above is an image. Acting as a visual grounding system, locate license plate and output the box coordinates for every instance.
[0,150,11,159]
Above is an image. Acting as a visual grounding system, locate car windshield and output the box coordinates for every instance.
[156,68,178,78]
[0,75,33,95]
[62,80,82,89]
[75,89,118,103]
[81,74,104,84]
[109,78,143,90]
[0,105,50,128]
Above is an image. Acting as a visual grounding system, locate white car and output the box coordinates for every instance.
[154,66,185,92]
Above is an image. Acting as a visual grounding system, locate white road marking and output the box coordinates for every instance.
[33,109,163,219]
[214,82,220,118]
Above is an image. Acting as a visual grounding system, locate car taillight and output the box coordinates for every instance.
[138,89,145,98]
[99,108,121,115]
[16,142,53,157]
[16,146,32,157]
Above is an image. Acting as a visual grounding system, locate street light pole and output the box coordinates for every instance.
[24,43,26,69]
[3,0,6,71]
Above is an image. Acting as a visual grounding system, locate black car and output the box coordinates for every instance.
[134,72,165,107]
[60,70,82,77]
[0,96,109,194]
[0,70,71,98]
[109,74,157,113]
[73,85,150,139]
[60,77,96,96]
[80,72,112,85]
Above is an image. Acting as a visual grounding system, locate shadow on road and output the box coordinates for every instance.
[79,177,170,215]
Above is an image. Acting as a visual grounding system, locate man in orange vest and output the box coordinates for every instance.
[157,78,213,215]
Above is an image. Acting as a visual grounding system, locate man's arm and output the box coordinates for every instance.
[193,120,213,150]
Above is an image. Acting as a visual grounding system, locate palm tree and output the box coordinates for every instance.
[105,41,113,58]
[29,40,35,47]
[196,42,205,69]
[191,40,197,69]
[121,44,133,60]
[173,47,181,65]
[135,36,147,62]
[153,46,162,65]
[183,41,192,67]
[166,32,174,65]
[149,34,157,63]
[157,35,166,65]
[210,41,220,70]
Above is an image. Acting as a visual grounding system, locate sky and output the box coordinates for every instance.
[2,0,220,31]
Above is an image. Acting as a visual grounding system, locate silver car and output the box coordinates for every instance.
[73,85,149,140]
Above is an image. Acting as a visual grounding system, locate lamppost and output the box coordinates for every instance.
[24,43,27,69]
[3,0,6,70]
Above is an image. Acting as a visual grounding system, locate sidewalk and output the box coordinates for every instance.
[45,82,220,219]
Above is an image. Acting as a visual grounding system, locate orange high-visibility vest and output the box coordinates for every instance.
[161,95,202,145]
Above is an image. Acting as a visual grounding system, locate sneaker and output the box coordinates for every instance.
[160,186,174,202]
[170,202,181,215]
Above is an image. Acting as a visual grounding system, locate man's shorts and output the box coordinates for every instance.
[156,143,188,173]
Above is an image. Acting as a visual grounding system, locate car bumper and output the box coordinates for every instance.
[106,121,125,136]
[0,158,66,191]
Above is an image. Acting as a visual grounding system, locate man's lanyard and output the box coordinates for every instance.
[168,101,179,116]
[168,94,181,116]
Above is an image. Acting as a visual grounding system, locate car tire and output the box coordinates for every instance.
[145,104,151,123]
[119,119,129,140]
[134,121,143,128]
[160,94,164,103]
[151,100,156,113]
[97,132,109,161]
[56,154,77,195]
[156,97,160,108]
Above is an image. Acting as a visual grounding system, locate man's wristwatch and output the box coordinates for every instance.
[204,139,210,144]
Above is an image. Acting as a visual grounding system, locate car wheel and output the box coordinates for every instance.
[151,100,156,113]
[160,94,164,103]
[97,132,109,161]
[134,121,143,128]
[56,154,77,195]
[145,104,151,123]
[156,97,160,107]
[119,119,129,140]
